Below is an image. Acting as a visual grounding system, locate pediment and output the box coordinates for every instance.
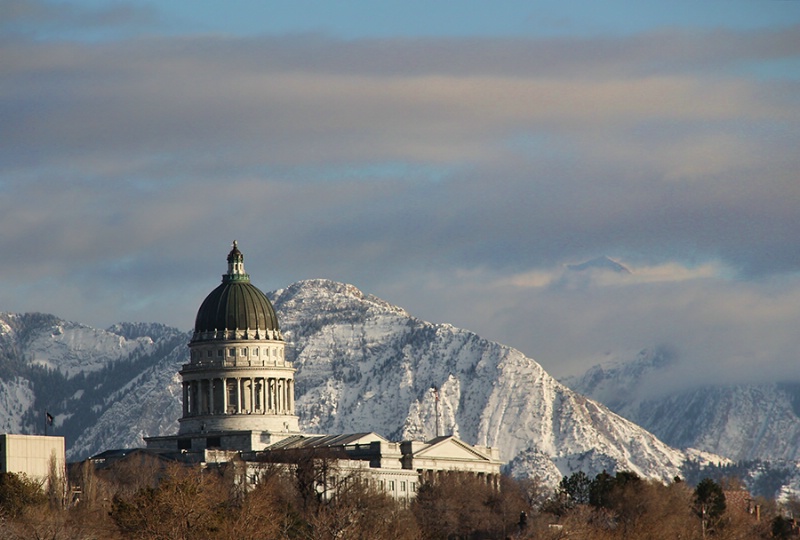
[413,436,492,461]
[345,432,389,445]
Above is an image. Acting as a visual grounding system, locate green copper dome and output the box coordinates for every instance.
[193,242,281,336]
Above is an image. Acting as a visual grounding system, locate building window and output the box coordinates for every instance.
[254,348,259,356]
[218,349,223,357]
[400,481,406,492]
[207,350,212,357]
[388,481,395,491]
[229,348,236,357]
[411,482,417,493]
[242,348,247,356]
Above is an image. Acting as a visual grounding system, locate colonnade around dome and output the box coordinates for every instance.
[181,376,294,417]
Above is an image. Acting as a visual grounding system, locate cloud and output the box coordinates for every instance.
[0,0,156,38]
[2,30,797,170]
[389,263,800,387]
[0,27,799,390]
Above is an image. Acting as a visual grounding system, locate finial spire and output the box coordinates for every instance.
[224,240,249,282]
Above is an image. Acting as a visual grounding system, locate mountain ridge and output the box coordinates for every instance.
[1,279,718,488]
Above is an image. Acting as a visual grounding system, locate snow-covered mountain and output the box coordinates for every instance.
[0,313,188,456]
[1,281,712,487]
[561,348,800,462]
[273,280,691,486]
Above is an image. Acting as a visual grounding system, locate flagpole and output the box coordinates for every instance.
[44,411,53,436]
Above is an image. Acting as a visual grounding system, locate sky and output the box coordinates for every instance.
[2,0,800,388]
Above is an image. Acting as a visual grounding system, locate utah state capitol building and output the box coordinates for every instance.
[143,242,502,500]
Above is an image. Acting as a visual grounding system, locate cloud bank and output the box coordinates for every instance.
[1,16,799,386]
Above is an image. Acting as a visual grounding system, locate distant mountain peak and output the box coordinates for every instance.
[567,256,631,274]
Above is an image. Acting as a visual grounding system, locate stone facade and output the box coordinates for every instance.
[177,340,298,435]
[248,432,502,501]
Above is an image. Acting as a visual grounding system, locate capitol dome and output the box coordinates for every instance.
[193,241,281,338]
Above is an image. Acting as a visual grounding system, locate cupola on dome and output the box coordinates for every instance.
[193,241,281,338]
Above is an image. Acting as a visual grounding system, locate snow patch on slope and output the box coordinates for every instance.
[0,377,34,433]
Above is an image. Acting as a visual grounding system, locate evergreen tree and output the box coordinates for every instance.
[559,471,591,505]
[693,477,726,537]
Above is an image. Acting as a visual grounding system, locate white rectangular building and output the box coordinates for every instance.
[0,434,66,482]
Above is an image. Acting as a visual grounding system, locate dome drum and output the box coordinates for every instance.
[182,343,292,373]
[191,327,283,343]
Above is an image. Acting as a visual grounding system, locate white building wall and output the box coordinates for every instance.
[0,434,66,482]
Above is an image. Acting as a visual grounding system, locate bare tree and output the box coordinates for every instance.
[110,462,226,539]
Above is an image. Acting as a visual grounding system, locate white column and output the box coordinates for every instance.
[222,378,228,414]
[269,378,275,411]
[235,377,241,413]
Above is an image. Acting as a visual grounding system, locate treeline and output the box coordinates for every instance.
[1,460,799,539]
[683,459,797,500]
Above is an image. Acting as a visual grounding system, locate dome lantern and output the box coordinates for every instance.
[224,240,248,282]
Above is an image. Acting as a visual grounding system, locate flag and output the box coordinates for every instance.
[46,412,54,425]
